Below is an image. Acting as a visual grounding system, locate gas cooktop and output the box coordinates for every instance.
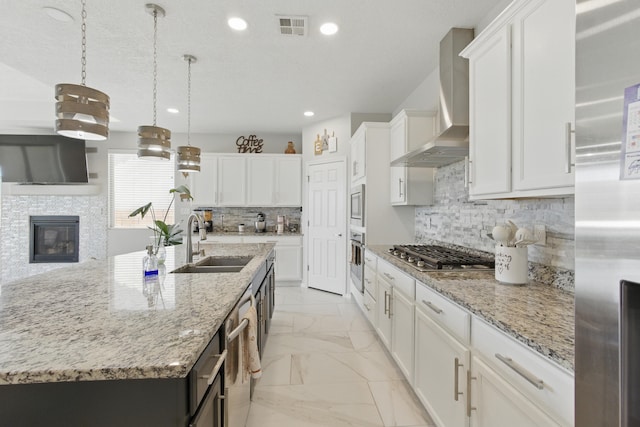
[387,244,495,272]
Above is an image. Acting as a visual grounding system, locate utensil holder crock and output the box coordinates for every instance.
[495,245,528,285]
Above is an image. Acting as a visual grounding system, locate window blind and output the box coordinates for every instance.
[108,151,175,228]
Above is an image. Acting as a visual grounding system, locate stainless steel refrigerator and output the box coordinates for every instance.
[575,1,640,426]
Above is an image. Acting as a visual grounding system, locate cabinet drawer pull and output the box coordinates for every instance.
[364,303,371,312]
[383,272,395,281]
[454,357,463,401]
[495,353,545,390]
[199,349,227,386]
[421,300,443,314]
[565,122,575,173]
[466,370,476,417]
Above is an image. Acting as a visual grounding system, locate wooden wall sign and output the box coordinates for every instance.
[236,135,264,153]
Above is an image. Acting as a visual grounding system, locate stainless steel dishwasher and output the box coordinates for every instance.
[224,290,254,427]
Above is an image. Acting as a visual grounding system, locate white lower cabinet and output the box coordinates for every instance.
[376,276,392,349]
[359,255,574,427]
[274,244,302,282]
[362,288,376,326]
[469,356,561,427]
[414,309,469,427]
[201,235,302,283]
[391,288,414,382]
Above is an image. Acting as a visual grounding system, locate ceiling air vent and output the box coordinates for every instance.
[277,15,307,36]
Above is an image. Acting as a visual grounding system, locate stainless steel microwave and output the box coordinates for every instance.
[350,184,365,227]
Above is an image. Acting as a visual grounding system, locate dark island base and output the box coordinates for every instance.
[0,377,190,427]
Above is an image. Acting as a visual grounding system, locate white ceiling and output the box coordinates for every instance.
[0,0,505,135]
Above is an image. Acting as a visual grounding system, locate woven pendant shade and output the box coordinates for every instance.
[177,145,201,171]
[54,0,109,141]
[137,125,171,160]
[176,54,201,172]
[137,4,171,160]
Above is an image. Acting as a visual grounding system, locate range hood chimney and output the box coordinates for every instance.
[391,28,474,167]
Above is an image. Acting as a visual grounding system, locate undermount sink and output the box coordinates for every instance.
[170,256,253,274]
[195,256,253,267]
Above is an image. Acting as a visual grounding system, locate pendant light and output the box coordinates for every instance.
[137,3,171,160]
[55,0,110,141]
[176,55,201,172]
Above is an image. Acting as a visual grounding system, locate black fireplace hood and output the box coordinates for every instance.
[0,134,89,184]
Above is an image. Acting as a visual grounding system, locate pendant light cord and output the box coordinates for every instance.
[187,57,192,146]
[152,8,158,126]
[80,0,87,86]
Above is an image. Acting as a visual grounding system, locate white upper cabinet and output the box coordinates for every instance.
[218,156,247,206]
[350,128,366,185]
[389,110,436,205]
[465,25,512,196]
[192,154,301,207]
[247,157,275,206]
[511,0,575,192]
[190,153,218,205]
[461,0,575,199]
[274,156,302,206]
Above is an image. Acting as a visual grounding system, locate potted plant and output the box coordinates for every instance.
[129,185,193,261]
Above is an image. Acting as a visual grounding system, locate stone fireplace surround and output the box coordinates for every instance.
[0,194,107,284]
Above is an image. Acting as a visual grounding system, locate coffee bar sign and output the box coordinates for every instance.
[236,135,264,153]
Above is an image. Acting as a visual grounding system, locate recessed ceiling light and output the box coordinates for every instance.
[167,107,179,114]
[43,6,74,22]
[228,17,247,31]
[304,111,315,117]
[320,22,339,36]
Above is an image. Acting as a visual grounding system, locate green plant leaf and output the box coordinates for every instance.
[170,185,193,201]
[129,202,152,218]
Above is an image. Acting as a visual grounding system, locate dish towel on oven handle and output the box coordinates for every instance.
[242,304,262,381]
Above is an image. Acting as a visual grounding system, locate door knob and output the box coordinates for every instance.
[335,233,343,237]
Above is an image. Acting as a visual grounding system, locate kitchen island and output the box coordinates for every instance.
[0,243,275,425]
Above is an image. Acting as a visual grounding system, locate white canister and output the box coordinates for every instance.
[277,224,284,234]
[494,245,528,285]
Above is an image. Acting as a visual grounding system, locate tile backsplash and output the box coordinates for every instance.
[191,206,302,233]
[415,161,574,287]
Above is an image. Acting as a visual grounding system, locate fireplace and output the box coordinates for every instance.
[29,216,80,263]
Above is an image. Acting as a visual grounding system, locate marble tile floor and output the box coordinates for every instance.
[246,286,435,427]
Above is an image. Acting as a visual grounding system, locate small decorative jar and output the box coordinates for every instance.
[285,141,296,154]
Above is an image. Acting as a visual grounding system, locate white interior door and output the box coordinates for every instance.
[307,160,346,295]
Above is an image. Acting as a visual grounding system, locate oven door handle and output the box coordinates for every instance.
[198,349,227,386]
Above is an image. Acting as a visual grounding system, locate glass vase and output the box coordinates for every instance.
[150,236,167,264]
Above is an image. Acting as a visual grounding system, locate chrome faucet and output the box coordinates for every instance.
[186,213,206,264]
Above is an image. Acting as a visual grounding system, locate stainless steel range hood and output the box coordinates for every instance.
[391,28,474,168]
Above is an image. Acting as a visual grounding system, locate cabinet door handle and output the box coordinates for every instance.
[565,122,575,173]
[495,353,545,390]
[199,349,228,386]
[364,303,371,312]
[383,272,395,281]
[384,291,389,315]
[466,370,477,417]
[421,300,443,315]
[454,357,464,401]
[398,178,404,198]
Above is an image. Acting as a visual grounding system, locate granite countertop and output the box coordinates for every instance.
[202,230,302,237]
[367,245,575,373]
[0,243,275,385]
